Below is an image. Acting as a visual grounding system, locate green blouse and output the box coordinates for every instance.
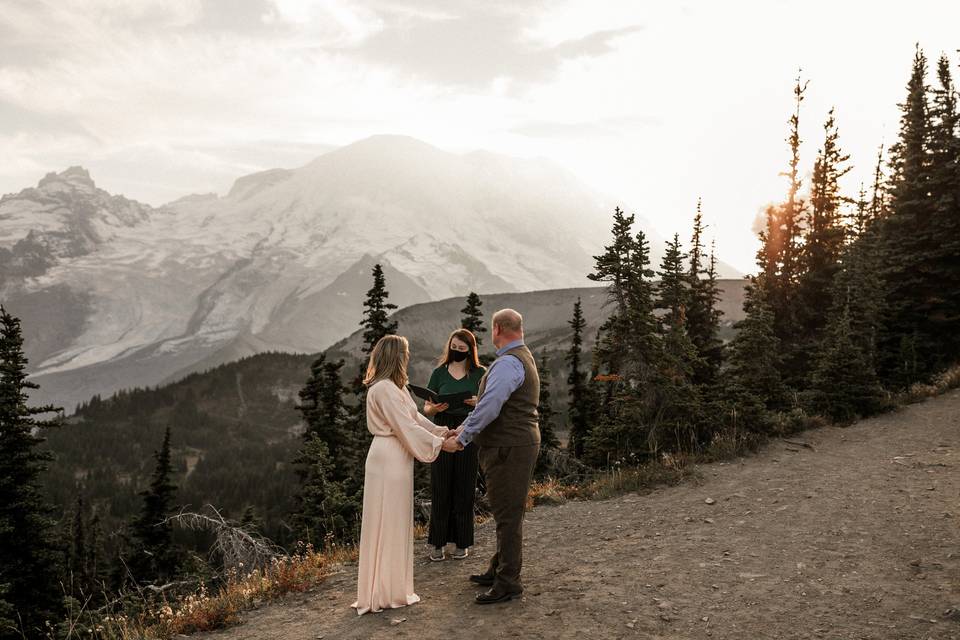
[426,364,486,418]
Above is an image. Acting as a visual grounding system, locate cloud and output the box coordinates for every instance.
[510,114,660,138]
[349,3,642,87]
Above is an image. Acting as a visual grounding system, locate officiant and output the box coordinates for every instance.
[421,329,485,561]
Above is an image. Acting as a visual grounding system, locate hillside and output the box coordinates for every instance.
[39,281,746,545]
[194,389,960,640]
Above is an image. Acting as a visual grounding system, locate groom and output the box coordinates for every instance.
[441,308,540,604]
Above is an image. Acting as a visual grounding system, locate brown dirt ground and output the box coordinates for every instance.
[196,390,960,640]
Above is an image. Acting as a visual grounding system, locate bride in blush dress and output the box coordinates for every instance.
[351,334,458,615]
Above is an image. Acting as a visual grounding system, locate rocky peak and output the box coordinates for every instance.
[37,166,97,195]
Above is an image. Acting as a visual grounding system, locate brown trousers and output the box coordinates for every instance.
[478,443,539,595]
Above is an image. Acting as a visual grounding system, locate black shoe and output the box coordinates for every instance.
[469,573,494,586]
[475,589,518,605]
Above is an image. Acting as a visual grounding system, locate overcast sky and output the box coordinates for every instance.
[2,0,958,272]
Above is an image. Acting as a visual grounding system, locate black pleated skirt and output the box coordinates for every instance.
[428,412,478,549]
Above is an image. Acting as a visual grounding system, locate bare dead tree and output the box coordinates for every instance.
[166,505,284,574]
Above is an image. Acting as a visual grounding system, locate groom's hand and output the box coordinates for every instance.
[442,437,463,452]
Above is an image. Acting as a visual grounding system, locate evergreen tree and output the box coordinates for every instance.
[878,47,937,384]
[240,506,263,533]
[0,306,63,636]
[655,233,689,329]
[87,513,105,591]
[810,304,885,422]
[799,107,852,363]
[292,435,356,545]
[68,495,91,594]
[129,425,179,584]
[535,353,561,477]
[297,355,350,466]
[724,284,785,433]
[686,203,724,383]
[565,298,591,458]
[925,54,960,366]
[584,209,661,465]
[758,75,809,385]
[460,292,487,345]
[293,354,361,544]
[360,264,398,355]
[851,184,870,238]
[869,144,888,222]
[654,307,704,452]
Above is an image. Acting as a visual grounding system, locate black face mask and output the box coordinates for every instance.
[449,350,469,363]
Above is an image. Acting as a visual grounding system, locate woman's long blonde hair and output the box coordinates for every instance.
[363,335,410,388]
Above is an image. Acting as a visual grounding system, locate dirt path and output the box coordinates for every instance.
[197,391,960,640]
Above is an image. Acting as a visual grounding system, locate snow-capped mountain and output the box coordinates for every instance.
[0,135,726,410]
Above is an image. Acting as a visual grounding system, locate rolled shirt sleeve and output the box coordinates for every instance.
[456,354,525,447]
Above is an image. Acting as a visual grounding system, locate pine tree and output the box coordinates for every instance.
[535,353,561,477]
[293,354,361,544]
[869,144,888,222]
[240,506,263,533]
[460,292,487,345]
[68,495,90,594]
[655,307,704,452]
[925,54,960,367]
[584,209,661,465]
[878,47,936,384]
[799,107,852,364]
[810,304,885,422]
[759,74,809,386]
[724,284,785,432]
[129,425,179,584]
[655,233,689,329]
[565,298,591,459]
[87,513,105,591]
[0,306,63,635]
[297,355,351,466]
[360,264,398,355]
[292,435,356,545]
[685,203,724,383]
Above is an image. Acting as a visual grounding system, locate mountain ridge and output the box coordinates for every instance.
[1,135,738,411]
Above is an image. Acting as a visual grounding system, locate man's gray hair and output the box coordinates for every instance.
[492,308,523,334]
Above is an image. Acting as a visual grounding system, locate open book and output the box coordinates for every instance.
[407,384,475,410]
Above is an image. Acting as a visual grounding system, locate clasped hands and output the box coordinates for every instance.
[441,426,464,452]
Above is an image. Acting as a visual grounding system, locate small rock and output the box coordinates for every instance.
[701,616,709,622]
[626,622,635,629]
[944,606,960,621]
[705,497,716,505]
[390,617,407,626]
[704,518,715,524]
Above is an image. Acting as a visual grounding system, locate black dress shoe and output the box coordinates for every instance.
[475,589,519,605]
[469,573,494,586]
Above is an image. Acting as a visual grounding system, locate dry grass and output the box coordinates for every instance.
[898,364,960,404]
[87,543,356,640]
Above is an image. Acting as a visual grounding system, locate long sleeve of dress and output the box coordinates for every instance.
[368,382,445,463]
[412,402,450,437]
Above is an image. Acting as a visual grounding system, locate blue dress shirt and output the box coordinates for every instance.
[456,339,526,447]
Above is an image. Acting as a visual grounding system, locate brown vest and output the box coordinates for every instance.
[473,344,541,447]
